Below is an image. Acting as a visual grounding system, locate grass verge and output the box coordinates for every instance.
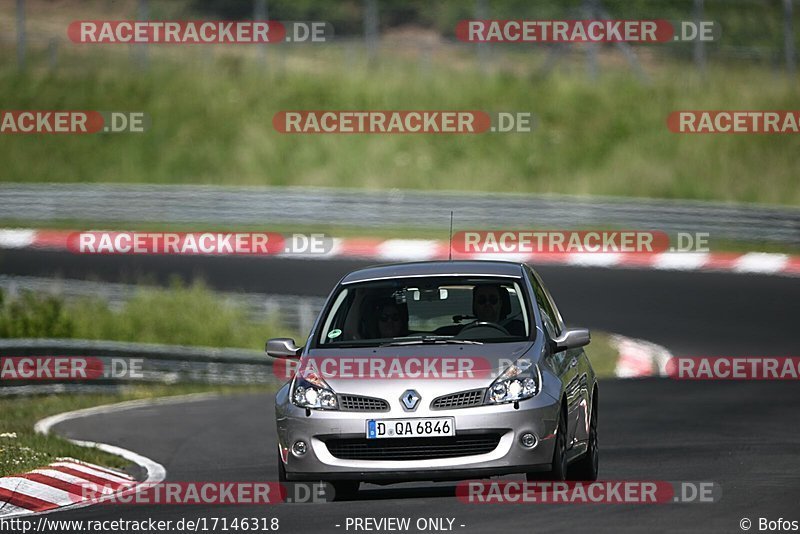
[0,383,275,478]
[586,332,620,380]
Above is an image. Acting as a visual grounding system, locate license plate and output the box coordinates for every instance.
[366,418,455,439]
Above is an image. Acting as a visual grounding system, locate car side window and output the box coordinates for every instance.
[539,278,566,334]
[526,266,562,339]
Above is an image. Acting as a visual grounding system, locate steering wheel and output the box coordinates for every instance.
[455,321,510,338]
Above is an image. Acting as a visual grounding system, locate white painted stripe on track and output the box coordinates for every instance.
[48,463,132,485]
[55,458,134,480]
[566,253,622,267]
[0,503,27,516]
[0,478,73,506]
[0,229,35,248]
[378,239,441,261]
[469,252,533,262]
[734,252,789,274]
[29,468,105,487]
[653,252,709,271]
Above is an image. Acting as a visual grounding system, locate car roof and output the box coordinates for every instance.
[340,260,526,284]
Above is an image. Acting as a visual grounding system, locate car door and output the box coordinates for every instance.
[526,266,588,448]
[533,268,593,447]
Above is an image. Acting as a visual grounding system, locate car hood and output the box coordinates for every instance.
[299,342,538,399]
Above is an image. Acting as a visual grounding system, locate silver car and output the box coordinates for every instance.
[269,261,598,499]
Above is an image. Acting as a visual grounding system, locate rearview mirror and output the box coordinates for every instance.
[552,328,591,352]
[265,338,302,359]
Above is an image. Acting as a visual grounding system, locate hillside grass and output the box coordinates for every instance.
[1,43,799,205]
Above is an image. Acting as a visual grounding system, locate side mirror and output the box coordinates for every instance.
[266,338,302,359]
[552,328,591,352]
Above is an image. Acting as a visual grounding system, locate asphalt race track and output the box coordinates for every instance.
[50,380,800,533]
[3,251,800,532]
[3,249,799,354]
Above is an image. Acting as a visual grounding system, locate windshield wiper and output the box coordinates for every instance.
[379,336,483,347]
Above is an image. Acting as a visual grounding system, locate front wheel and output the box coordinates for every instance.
[568,396,599,481]
[526,406,568,481]
[280,456,359,501]
[277,456,287,482]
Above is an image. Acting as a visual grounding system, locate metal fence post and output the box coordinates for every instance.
[475,0,489,74]
[254,0,268,68]
[16,0,26,70]
[134,0,149,69]
[48,38,59,70]
[364,0,379,66]
[785,0,797,80]
[584,0,599,80]
[694,0,707,76]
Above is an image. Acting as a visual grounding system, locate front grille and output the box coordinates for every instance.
[324,434,502,461]
[431,389,486,410]
[338,394,390,412]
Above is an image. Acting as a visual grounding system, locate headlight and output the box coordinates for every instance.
[486,359,541,404]
[291,370,338,410]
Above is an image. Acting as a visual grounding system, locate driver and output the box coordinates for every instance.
[473,284,504,323]
[470,283,526,336]
[375,298,409,339]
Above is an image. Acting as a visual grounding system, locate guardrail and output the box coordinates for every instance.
[0,338,285,396]
[2,184,799,244]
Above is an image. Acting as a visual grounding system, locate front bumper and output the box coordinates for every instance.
[275,385,560,483]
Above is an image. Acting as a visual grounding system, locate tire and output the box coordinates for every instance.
[568,394,599,481]
[527,404,568,481]
[280,456,358,502]
[277,456,287,482]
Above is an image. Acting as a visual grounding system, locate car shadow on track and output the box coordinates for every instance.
[344,484,458,502]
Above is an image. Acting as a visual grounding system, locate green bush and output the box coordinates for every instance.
[0,283,292,350]
[0,289,74,339]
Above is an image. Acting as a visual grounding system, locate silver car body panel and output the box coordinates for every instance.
[274,261,597,482]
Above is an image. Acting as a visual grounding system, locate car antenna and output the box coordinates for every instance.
[448,210,454,261]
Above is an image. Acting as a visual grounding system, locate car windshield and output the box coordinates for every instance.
[317,276,531,347]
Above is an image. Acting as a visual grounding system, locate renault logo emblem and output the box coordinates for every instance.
[401,390,420,411]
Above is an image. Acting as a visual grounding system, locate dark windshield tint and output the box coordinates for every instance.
[317,277,531,346]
